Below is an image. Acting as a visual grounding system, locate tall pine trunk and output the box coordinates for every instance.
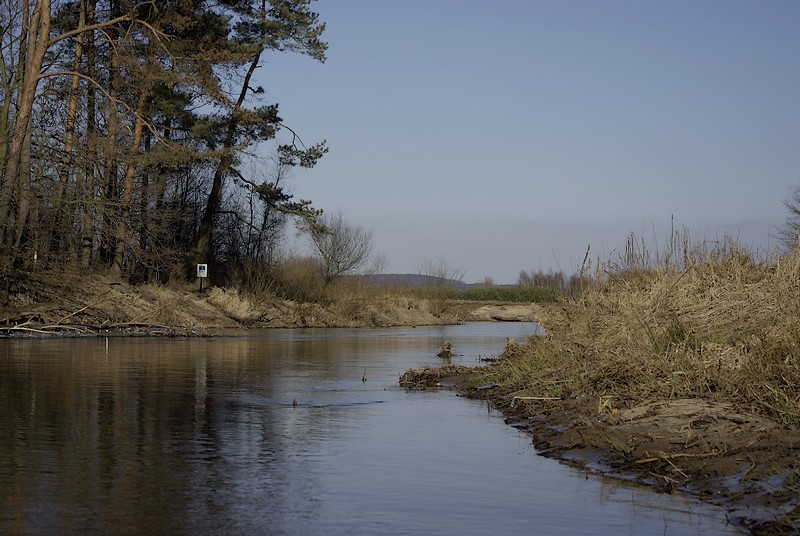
[188,48,263,279]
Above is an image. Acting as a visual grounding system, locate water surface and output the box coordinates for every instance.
[0,323,741,534]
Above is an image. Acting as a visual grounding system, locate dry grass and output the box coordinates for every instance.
[293,279,462,327]
[470,243,800,427]
[205,287,265,323]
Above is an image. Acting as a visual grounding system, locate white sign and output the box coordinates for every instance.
[197,264,208,278]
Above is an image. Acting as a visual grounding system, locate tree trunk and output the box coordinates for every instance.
[99,19,120,266]
[80,0,97,268]
[48,0,86,256]
[188,48,263,278]
[109,90,147,278]
[12,110,32,253]
[0,0,50,257]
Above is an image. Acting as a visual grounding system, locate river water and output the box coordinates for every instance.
[0,322,741,535]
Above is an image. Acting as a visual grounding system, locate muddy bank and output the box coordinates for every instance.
[400,366,800,535]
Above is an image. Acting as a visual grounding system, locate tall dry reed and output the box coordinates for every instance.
[472,238,800,426]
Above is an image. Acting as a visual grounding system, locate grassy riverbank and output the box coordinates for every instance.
[472,248,800,425]
[0,269,549,335]
[420,245,800,533]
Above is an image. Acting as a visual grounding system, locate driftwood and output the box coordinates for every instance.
[54,295,115,324]
[1,294,209,338]
[0,308,50,326]
[0,321,205,338]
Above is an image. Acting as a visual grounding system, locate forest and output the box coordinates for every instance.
[0,0,329,289]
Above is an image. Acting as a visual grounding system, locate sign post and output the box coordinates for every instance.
[197,263,208,293]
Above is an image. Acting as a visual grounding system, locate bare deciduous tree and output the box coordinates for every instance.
[416,256,465,286]
[776,184,800,254]
[303,211,373,284]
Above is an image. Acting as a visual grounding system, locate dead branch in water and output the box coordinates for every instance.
[55,295,115,324]
[0,322,205,338]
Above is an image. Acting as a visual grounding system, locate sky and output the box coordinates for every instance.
[255,0,800,284]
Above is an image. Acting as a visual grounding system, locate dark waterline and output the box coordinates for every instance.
[0,323,740,535]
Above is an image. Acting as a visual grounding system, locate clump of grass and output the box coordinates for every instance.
[469,235,800,427]
[206,287,261,323]
[230,258,280,306]
[467,333,572,399]
[323,279,461,327]
[270,256,329,303]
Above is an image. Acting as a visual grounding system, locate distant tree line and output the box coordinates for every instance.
[0,0,328,286]
[517,269,587,295]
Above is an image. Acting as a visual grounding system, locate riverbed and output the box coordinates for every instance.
[0,323,741,534]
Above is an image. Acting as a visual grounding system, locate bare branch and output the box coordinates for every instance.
[48,3,169,51]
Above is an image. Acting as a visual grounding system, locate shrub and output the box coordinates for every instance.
[270,256,328,303]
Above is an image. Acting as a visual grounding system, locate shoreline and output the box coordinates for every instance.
[0,300,536,338]
[1,272,540,337]
[400,364,800,535]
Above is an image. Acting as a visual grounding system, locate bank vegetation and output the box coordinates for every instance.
[467,232,799,426]
[441,232,800,533]
[1,261,563,336]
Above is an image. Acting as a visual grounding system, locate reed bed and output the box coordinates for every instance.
[470,240,800,427]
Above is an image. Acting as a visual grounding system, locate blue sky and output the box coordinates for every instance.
[257,0,800,284]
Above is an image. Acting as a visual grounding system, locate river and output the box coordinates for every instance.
[0,322,741,535]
